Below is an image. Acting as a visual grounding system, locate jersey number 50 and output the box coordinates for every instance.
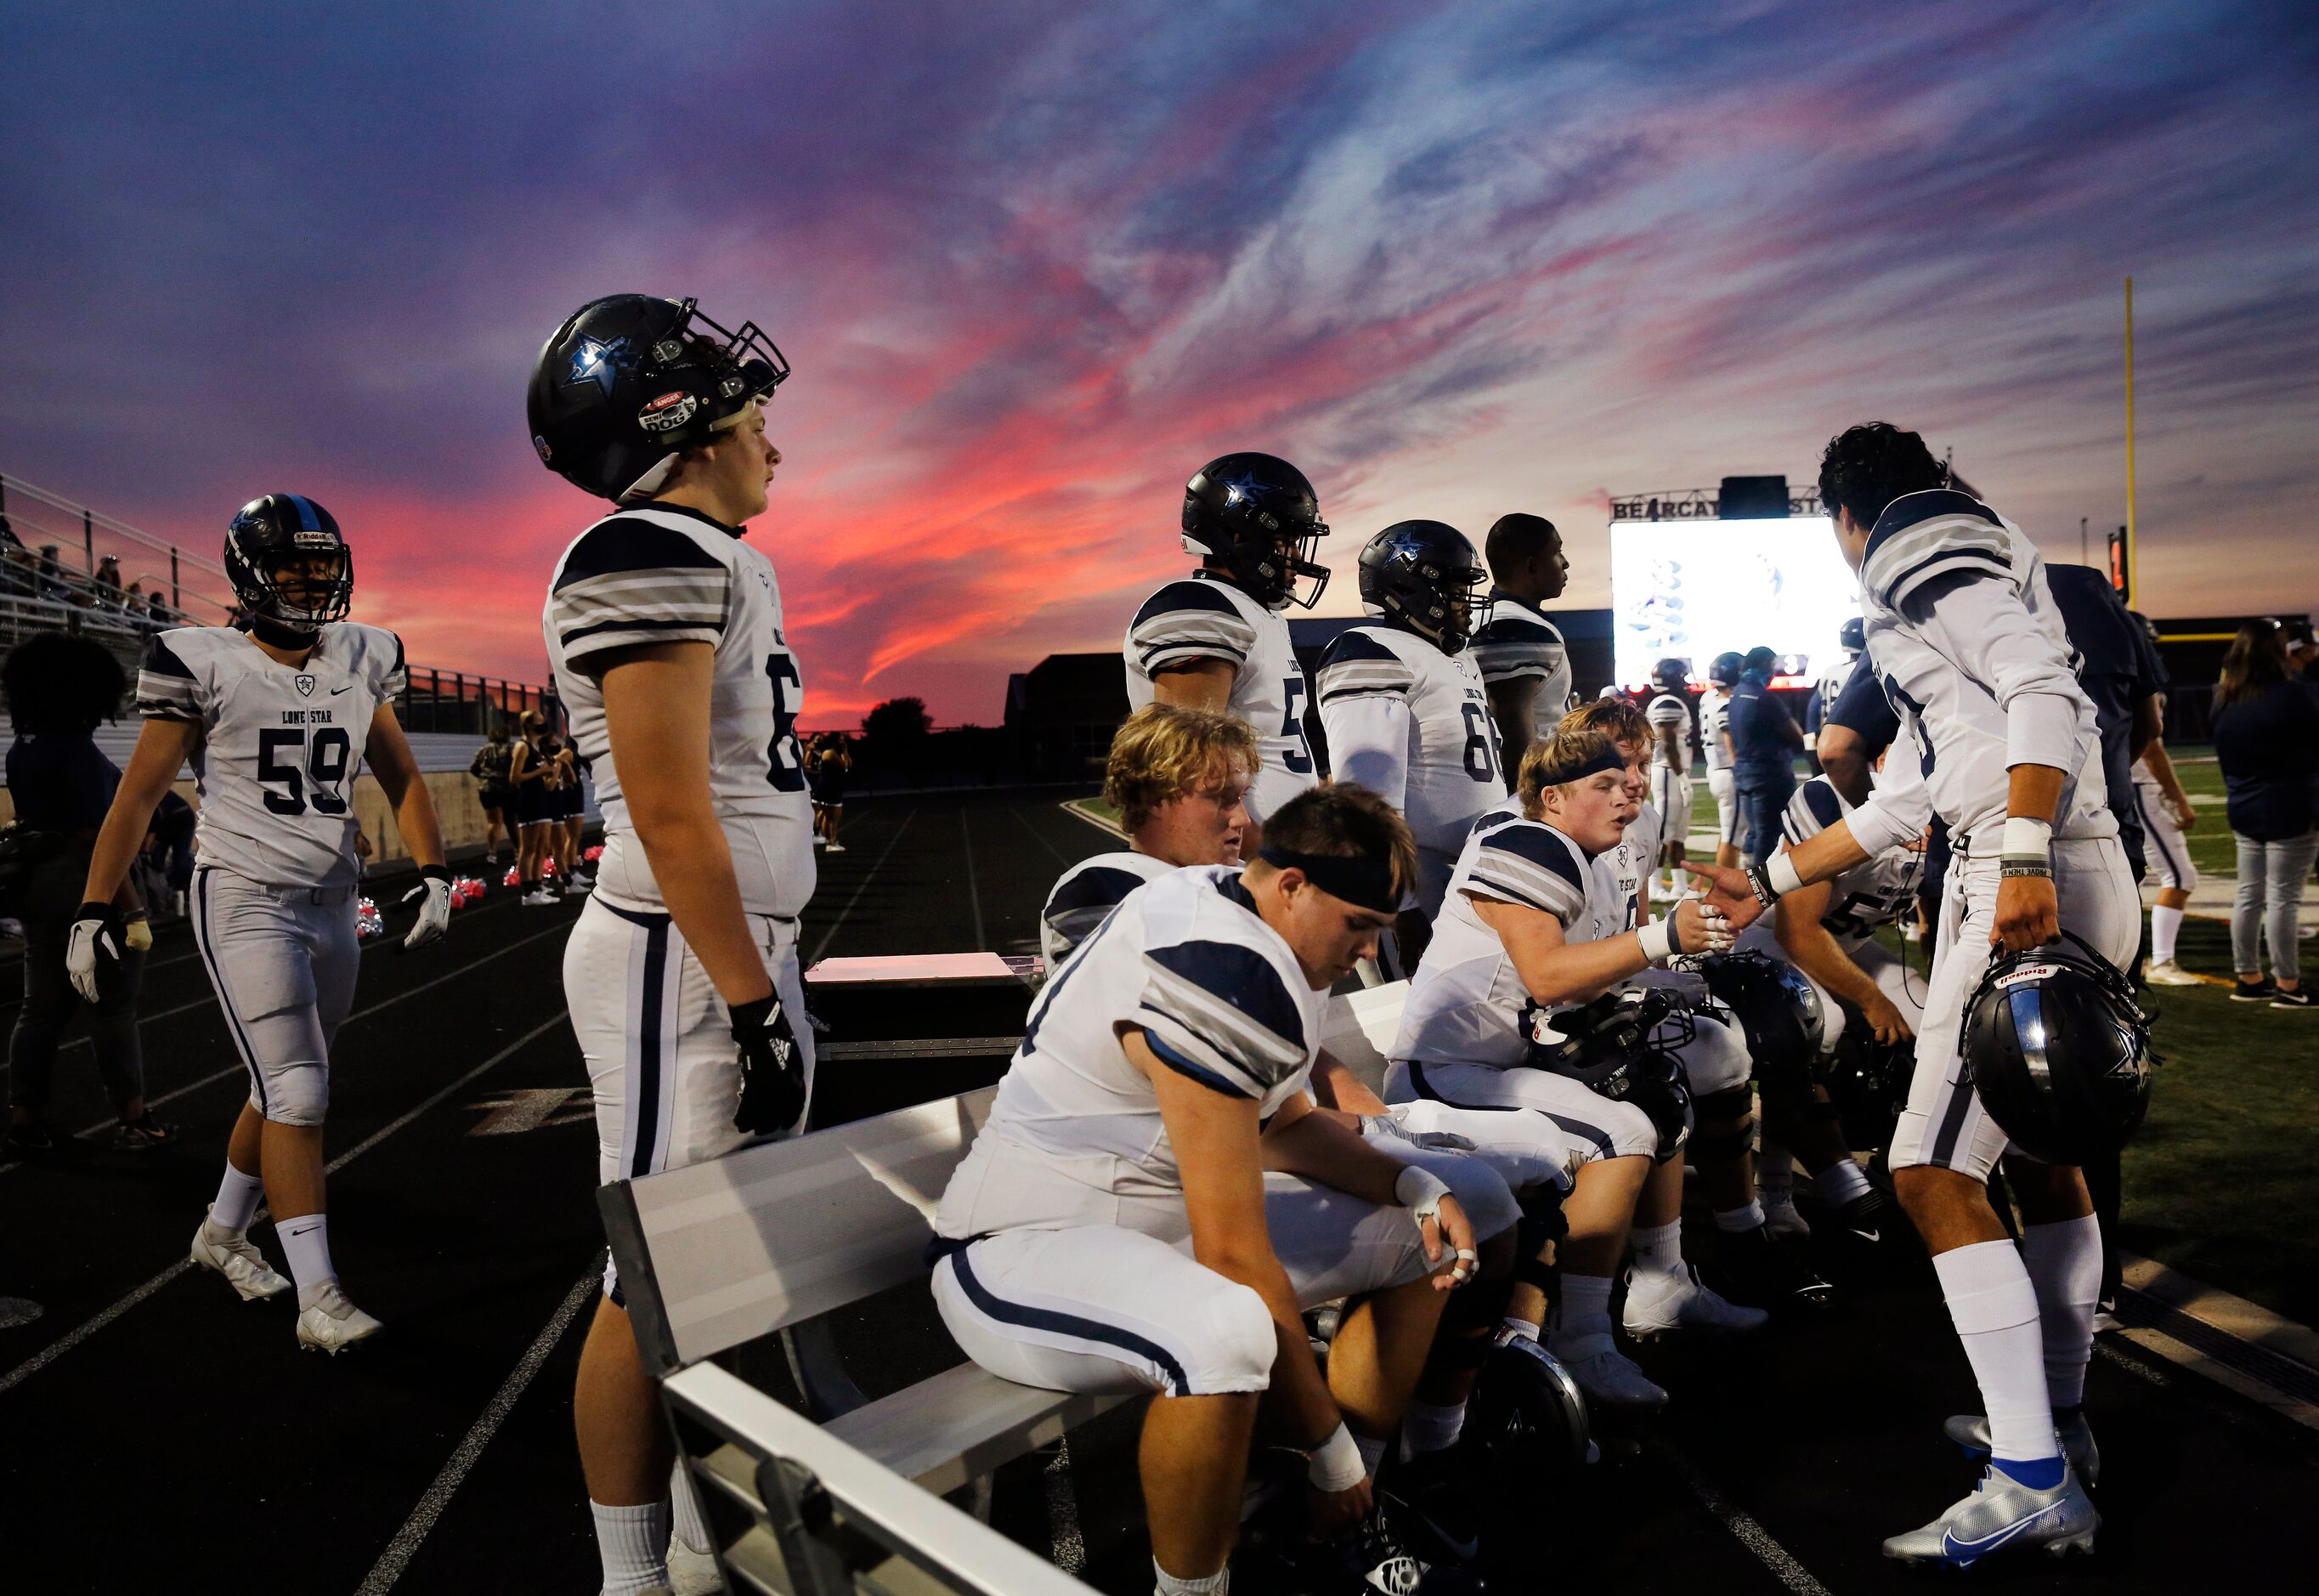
[257,727,354,817]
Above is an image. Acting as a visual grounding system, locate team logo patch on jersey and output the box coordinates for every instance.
[295,674,317,697]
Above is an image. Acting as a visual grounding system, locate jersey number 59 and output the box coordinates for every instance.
[257,727,354,817]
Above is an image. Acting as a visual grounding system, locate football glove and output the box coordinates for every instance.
[731,992,806,1136]
[66,903,121,1003]
[399,865,454,953]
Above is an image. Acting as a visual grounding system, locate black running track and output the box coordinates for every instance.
[1,790,2313,1595]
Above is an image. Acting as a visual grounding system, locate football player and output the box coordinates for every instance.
[1804,618,1864,757]
[1389,728,1759,1411]
[1123,452,1329,852]
[1643,659,1694,902]
[932,786,1491,1596]
[529,293,815,1596]
[1469,512,1572,777]
[72,494,452,1354]
[2130,615,2201,985]
[1701,652,1743,868]
[1316,521,1502,936]
[1702,424,2135,1564]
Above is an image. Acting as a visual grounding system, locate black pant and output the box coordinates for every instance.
[7,846,146,1114]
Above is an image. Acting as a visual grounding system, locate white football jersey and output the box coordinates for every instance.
[1468,591,1572,744]
[1645,693,1691,771]
[136,623,406,888]
[1038,850,1174,973]
[1700,688,1734,773]
[1592,801,1661,941]
[1855,490,2113,851]
[1314,624,1502,911]
[1394,814,1620,1070]
[1774,775,1922,950]
[933,865,1323,1239]
[1124,573,1316,824]
[1814,658,1856,733]
[543,503,816,920]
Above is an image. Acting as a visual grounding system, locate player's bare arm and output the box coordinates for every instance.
[1486,674,1541,773]
[2141,733,2197,828]
[364,708,446,870]
[1473,890,1728,1006]
[1993,762,2066,951]
[1774,877,1914,1043]
[1259,1090,1474,1288]
[597,641,777,1007]
[1151,655,1236,714]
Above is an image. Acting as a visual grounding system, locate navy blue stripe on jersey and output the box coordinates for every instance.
[555,516,727,589]
[1129,579,1240,630]
[1211,872,1259,915]
[141,632,195,678]
[946,1241,1192,1396]
[1143,1027,1257,1101]
[560,614,727,649]
[1878,546,2011,611]
[388,632,405,677]
[1860,489,1997,552]
[1047,866,1152,921]
[1145,940,1306,1051]
[629,916,671,1180]
[1479,825,1588,895]
[1801,780,1842,831]
[1319,628,1402,667]
[193,871,267,1116]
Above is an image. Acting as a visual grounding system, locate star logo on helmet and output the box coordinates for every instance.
[568,336,634,396]
[1218,471,1267,507]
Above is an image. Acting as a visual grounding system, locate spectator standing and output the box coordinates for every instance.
[3,632,176,1156]
[812,733,851,852]
[2211,621,2319,1008]
[141,790,197,920]
[469,722,517,865]
[1727,643,1803,865]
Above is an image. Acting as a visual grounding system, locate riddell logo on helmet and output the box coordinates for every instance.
[1998,964,2062,988]
[637,392,699,433]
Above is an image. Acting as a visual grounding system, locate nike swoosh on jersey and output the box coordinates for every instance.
[331,685,353,694]
[1942,1500,2058,1562]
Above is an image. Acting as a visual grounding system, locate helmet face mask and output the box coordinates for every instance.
[529,295,789,503]
[224,494,354,632]
[1528,988,1695,1161]
[1961,933,2153,1165]
[1357,519,1486,654]
[1180,452,1330,609]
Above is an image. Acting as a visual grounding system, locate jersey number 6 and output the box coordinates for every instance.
[257,727,354,817]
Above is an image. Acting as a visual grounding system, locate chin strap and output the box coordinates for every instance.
[247,614,321,650]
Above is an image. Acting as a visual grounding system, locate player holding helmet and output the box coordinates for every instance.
[529,293,815,1596]
[1643,659,1694,901]
[72,494,451,1354]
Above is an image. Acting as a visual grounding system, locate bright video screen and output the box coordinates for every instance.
[1609,517,1858,688]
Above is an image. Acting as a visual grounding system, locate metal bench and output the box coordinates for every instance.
[600,1088,1115,1595]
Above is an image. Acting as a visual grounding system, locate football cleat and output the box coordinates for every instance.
[1377,1445,1485,1568]
[667,1540,723,1595]
[1944,1410,2101,1486]
[296,1284,385,1354]
[189,1209,291,1302]
[1622,1265,1769,1339]
[1881,1464,2097,1568]
[1718,1224,1835,1311]
[1762,1197,1812,1242]
[1557,1344,1668,1411]
[1323,1510,1486,1594]
[2142,958,2201,988]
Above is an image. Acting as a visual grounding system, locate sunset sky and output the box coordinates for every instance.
[3,1,2313,727]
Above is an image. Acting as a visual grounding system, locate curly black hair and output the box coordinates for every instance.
[3,631,129,735]
[1817,422,1946,530]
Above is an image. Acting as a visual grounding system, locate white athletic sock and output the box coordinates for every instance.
[1631,1220,1684,1275]
[1399,1399,1468,1460]
[670,1462,713,1555]
[591,1499,670,1596]
[1758,1143,1795,1196]
[277,1214,335,1302]
[2152,904,2184,965]
[1713,1201,1765,1234]
[1932,1240,2058,1464]
[209,1163,264,1237]
[2021,1215,2102,1410]
[1814,1159,1873,1208]
[1547,1274,1615,1360]
[1496,1316,1541,1344]
[1154,1556,1229,1596]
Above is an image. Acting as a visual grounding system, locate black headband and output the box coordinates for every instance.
[1539,744,1629,787]
[1258,846,1399,914]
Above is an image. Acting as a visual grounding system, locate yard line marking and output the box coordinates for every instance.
[1654,1440,1830,1596]
[960,809,987,952]
[0,1015,569,1395]
[806,808,917,966]
[1059,797,1126,841]
[354,1264,602,1595]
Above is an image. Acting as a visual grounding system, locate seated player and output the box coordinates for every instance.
[1316,521,1503,937]
[933,786,1498,1596]
[1563,697,1833,1314]
[1643,659,1694,902]
[1387,729,1754,1412]
[1739,769,1920,1244]
[1039,704,1258,973]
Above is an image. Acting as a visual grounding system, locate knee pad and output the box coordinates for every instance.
[1693,1084,1756,1130]
[1680,1014,1754,1096]
[262,1061,329,1128]
[1199,1281,1277,1390]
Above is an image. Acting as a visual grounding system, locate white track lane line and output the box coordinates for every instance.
[960,808,986,951]
[0,1013,570,1395]
[805,808,918,966]
[354,1263,602,1595]
[1654,1440,1831,1596]
[1009,802,1074,868]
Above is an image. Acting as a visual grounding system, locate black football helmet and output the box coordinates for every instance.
[1357,520,1486,654]
[1464,1336,1592,1484]
[1180,452,1329,610]
[529,295,789,503]
[1961,933,2153,1165]
[224,494,353,633]
[1818,1024,1911,1154]
[1650,657,1690,695]
[1707,651,1744,687]
[1527,989,1694,1162]
[1700,952,1825,1113]
[1838,616,1865,654]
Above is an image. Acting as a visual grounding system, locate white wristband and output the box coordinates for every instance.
[1307,1421,1367,1492]
[2001,816,2054,861]
[1767,852,1805,896]
[1636,920,1674,965]
[1394,1164,1452,1221]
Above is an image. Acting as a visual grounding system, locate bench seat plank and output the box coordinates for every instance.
[827,1362,1135,1498]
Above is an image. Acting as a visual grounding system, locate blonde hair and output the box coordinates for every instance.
[1558,695,1654,755]
[1517,728,1624,820]
[1104,704,1261,832]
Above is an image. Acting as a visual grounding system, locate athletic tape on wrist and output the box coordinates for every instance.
[1307,1421,1367,1492]
[1394,1164,1452,1220]
[1767,852,1805,897]
[2000,815,2054,861]
[1637,920,1674,965]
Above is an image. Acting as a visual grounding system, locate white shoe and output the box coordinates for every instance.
[296,1283,384,1354]
[521,889,557,906]
[567,870,596,891]
[668,1541,724,1595]
[1558,1344,1668,1410]
[189,1209,291,1301]
[1882,1463,2098,1567]
[1762,1198,1813,1242]
[2143,958,2201,988]
[825,840,846,853]
[1901,921,1923,942]
[1622,1265,1770,1339]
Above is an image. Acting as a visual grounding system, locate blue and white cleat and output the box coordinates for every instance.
[1881,1464,2098,1567]
[1943,1410,2101,1486]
